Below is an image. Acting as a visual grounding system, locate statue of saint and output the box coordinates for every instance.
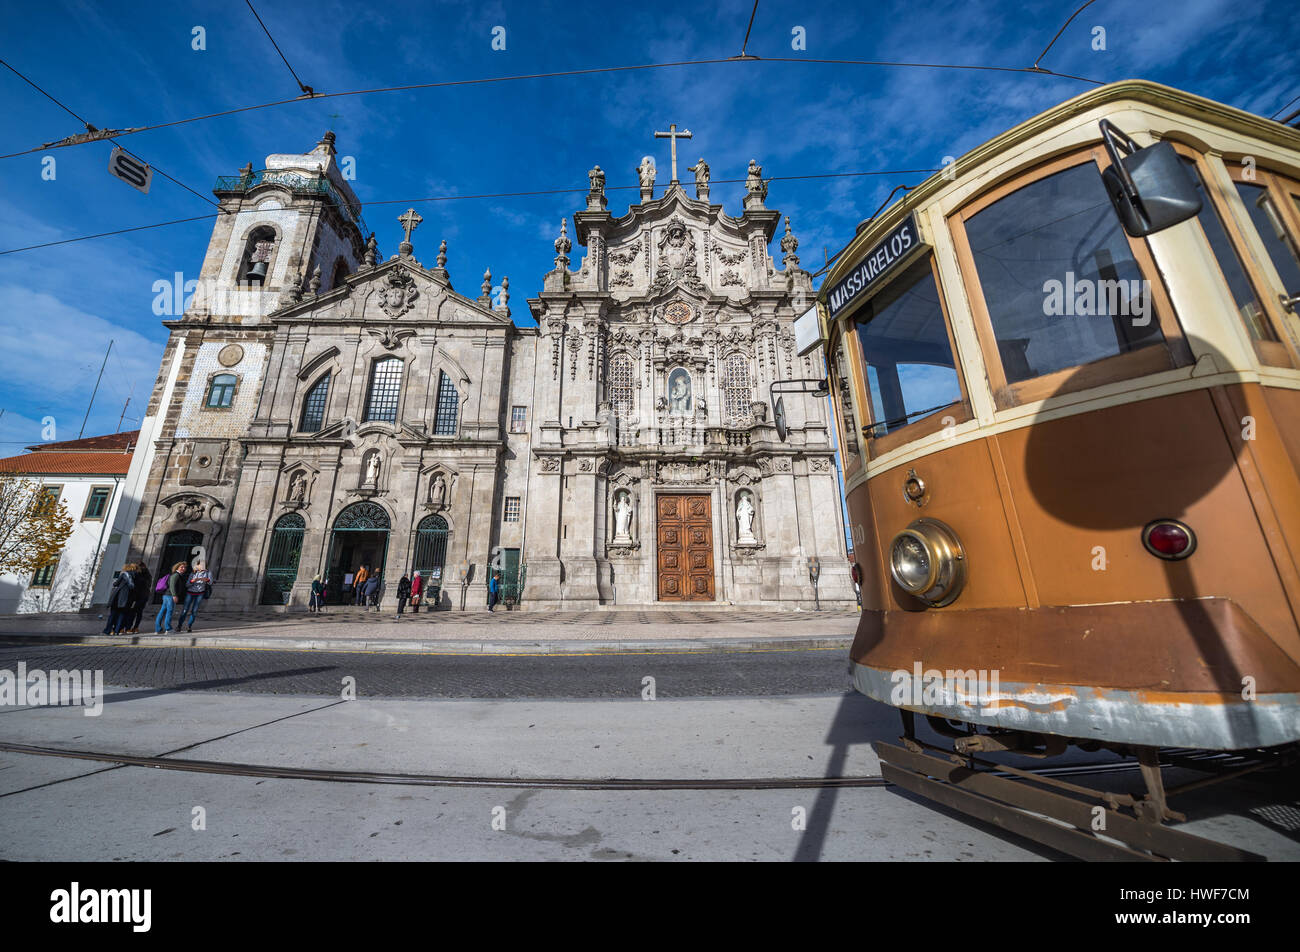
[613,491,633,540]
[290,471,306,502]
[688,158,709,192]
[365,453,380,485]
[430,474,446,507]
[745,159,768,202]
[737,492,757,543]
[588,166,605,193]
[636,156,656,190]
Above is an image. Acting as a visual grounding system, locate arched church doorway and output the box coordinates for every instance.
[412,514,449,607]
[154,529,202,603]
[325,502,390,604]
[261,512,305,605]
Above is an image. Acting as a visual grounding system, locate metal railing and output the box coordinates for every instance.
[214,169,369,237]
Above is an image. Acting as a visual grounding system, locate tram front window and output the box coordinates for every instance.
[854,256,962,436]
[1235,182,1300,300]
[1181,158,1278,343]
[963,160,1163,385]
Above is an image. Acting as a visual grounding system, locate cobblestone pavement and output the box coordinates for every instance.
[0,607,861,644]
[0,642,852,698]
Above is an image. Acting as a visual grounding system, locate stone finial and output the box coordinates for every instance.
[781,216,800,267]
[495,276,511,315]
[363,233,378,267]
[397,208,422,257]
[554,219,571,269]
[315,130,337,155]
[280,269,304,306]
[308,264,322,295]
[436,239,448,270]
[479,268,493,306]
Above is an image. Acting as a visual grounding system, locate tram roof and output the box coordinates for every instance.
[821,79,1300,298]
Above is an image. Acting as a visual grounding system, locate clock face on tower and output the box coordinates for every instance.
[664,301,694,325]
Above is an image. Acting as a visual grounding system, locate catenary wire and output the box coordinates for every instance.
[243,0,315,95]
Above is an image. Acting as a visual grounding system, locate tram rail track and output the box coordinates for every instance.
[0,739,1152,791]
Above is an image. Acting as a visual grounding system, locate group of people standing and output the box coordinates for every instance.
[103,559,213,635]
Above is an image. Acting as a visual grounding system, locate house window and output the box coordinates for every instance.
[300,373,331,432]
[609,353,635,420]
[206,373,237,408]
[31,562,57,588]
[434,371,459,435]
[83,486,112,520]
[723,354,753,427]
[510,406,527,433]
[504,497,521,522]
[364,358,403,424]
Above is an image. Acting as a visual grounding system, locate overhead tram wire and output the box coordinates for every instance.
[0,56,1106,162]
[0,168,940,256]
[243,0,315,96]
[1031,0,1101,71]
[0,57,223,210]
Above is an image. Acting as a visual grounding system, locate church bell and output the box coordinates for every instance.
[246,260,268,283]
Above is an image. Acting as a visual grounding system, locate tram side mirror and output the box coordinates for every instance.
[774,396,788,442]
[1099,119,1201,237]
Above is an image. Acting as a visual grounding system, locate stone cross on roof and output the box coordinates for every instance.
[654,123,693,182]
[397,208,423,256]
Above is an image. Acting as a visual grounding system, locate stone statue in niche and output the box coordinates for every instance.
[613,490,633,542]
[668,368,692,416]
[365,452,380,486]
[289,471,307,502]
[430,474,447,508]
[736,491,757,544]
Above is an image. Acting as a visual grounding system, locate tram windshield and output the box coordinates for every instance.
[962,160,1163,384]
[853,256,962,436]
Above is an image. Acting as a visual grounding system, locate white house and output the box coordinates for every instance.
[0,431,137,614]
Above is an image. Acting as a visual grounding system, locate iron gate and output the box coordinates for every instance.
[412,514,448,608]
[261,512,305,604]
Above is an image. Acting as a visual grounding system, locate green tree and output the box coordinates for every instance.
[0,474,74,577]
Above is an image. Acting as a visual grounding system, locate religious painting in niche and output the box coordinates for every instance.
[667,368,693,416]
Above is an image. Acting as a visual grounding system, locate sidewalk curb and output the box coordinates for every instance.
[0,631,854,655]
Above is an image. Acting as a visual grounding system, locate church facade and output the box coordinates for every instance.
[109,130,855,611]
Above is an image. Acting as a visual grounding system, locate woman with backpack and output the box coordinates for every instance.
[155,561,187,633]
[102,564,135,635]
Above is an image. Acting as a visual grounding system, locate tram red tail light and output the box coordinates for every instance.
[1142,519,1196,560]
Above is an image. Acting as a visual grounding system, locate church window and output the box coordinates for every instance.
[510,406,528,433]
[330,258,350,290]
[434,371,459,435]
[723,354,752,427]
[609,354,635,420]
[206,373,237,408]
[504,497,521,522]
[364,358,403,424]
[299,373,330,432]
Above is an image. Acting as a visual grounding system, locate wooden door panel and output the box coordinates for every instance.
[657,493,714,601]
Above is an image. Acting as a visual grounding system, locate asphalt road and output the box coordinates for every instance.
[0,642,852,699]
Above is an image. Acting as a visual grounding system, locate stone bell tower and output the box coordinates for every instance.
[117,131,369,595]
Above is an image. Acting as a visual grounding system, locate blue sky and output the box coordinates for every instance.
[0,0,1293,451]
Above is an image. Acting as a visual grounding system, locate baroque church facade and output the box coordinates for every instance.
[110,130,854,611]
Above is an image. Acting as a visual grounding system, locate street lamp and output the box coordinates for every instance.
[458,561,470,611]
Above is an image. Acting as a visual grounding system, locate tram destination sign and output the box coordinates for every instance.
[825,214,926,321]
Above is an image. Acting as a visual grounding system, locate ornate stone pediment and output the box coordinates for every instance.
[650,218,705,295]
[160,492,225,525]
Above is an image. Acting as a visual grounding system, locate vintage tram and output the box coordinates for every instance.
[813,79,1300,860]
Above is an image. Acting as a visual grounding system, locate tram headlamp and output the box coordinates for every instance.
[888,518,966,607]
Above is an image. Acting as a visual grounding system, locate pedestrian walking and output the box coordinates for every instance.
[155,561,187,633]
[396,574,411,616]
[410,570,423,614]
[310,575,324,613]
[364,572,381,611]
[487,571,500,612]
[126,562,152,633]
[353,564,369,605]
[102,564,135,635]
[179,561,213,633]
